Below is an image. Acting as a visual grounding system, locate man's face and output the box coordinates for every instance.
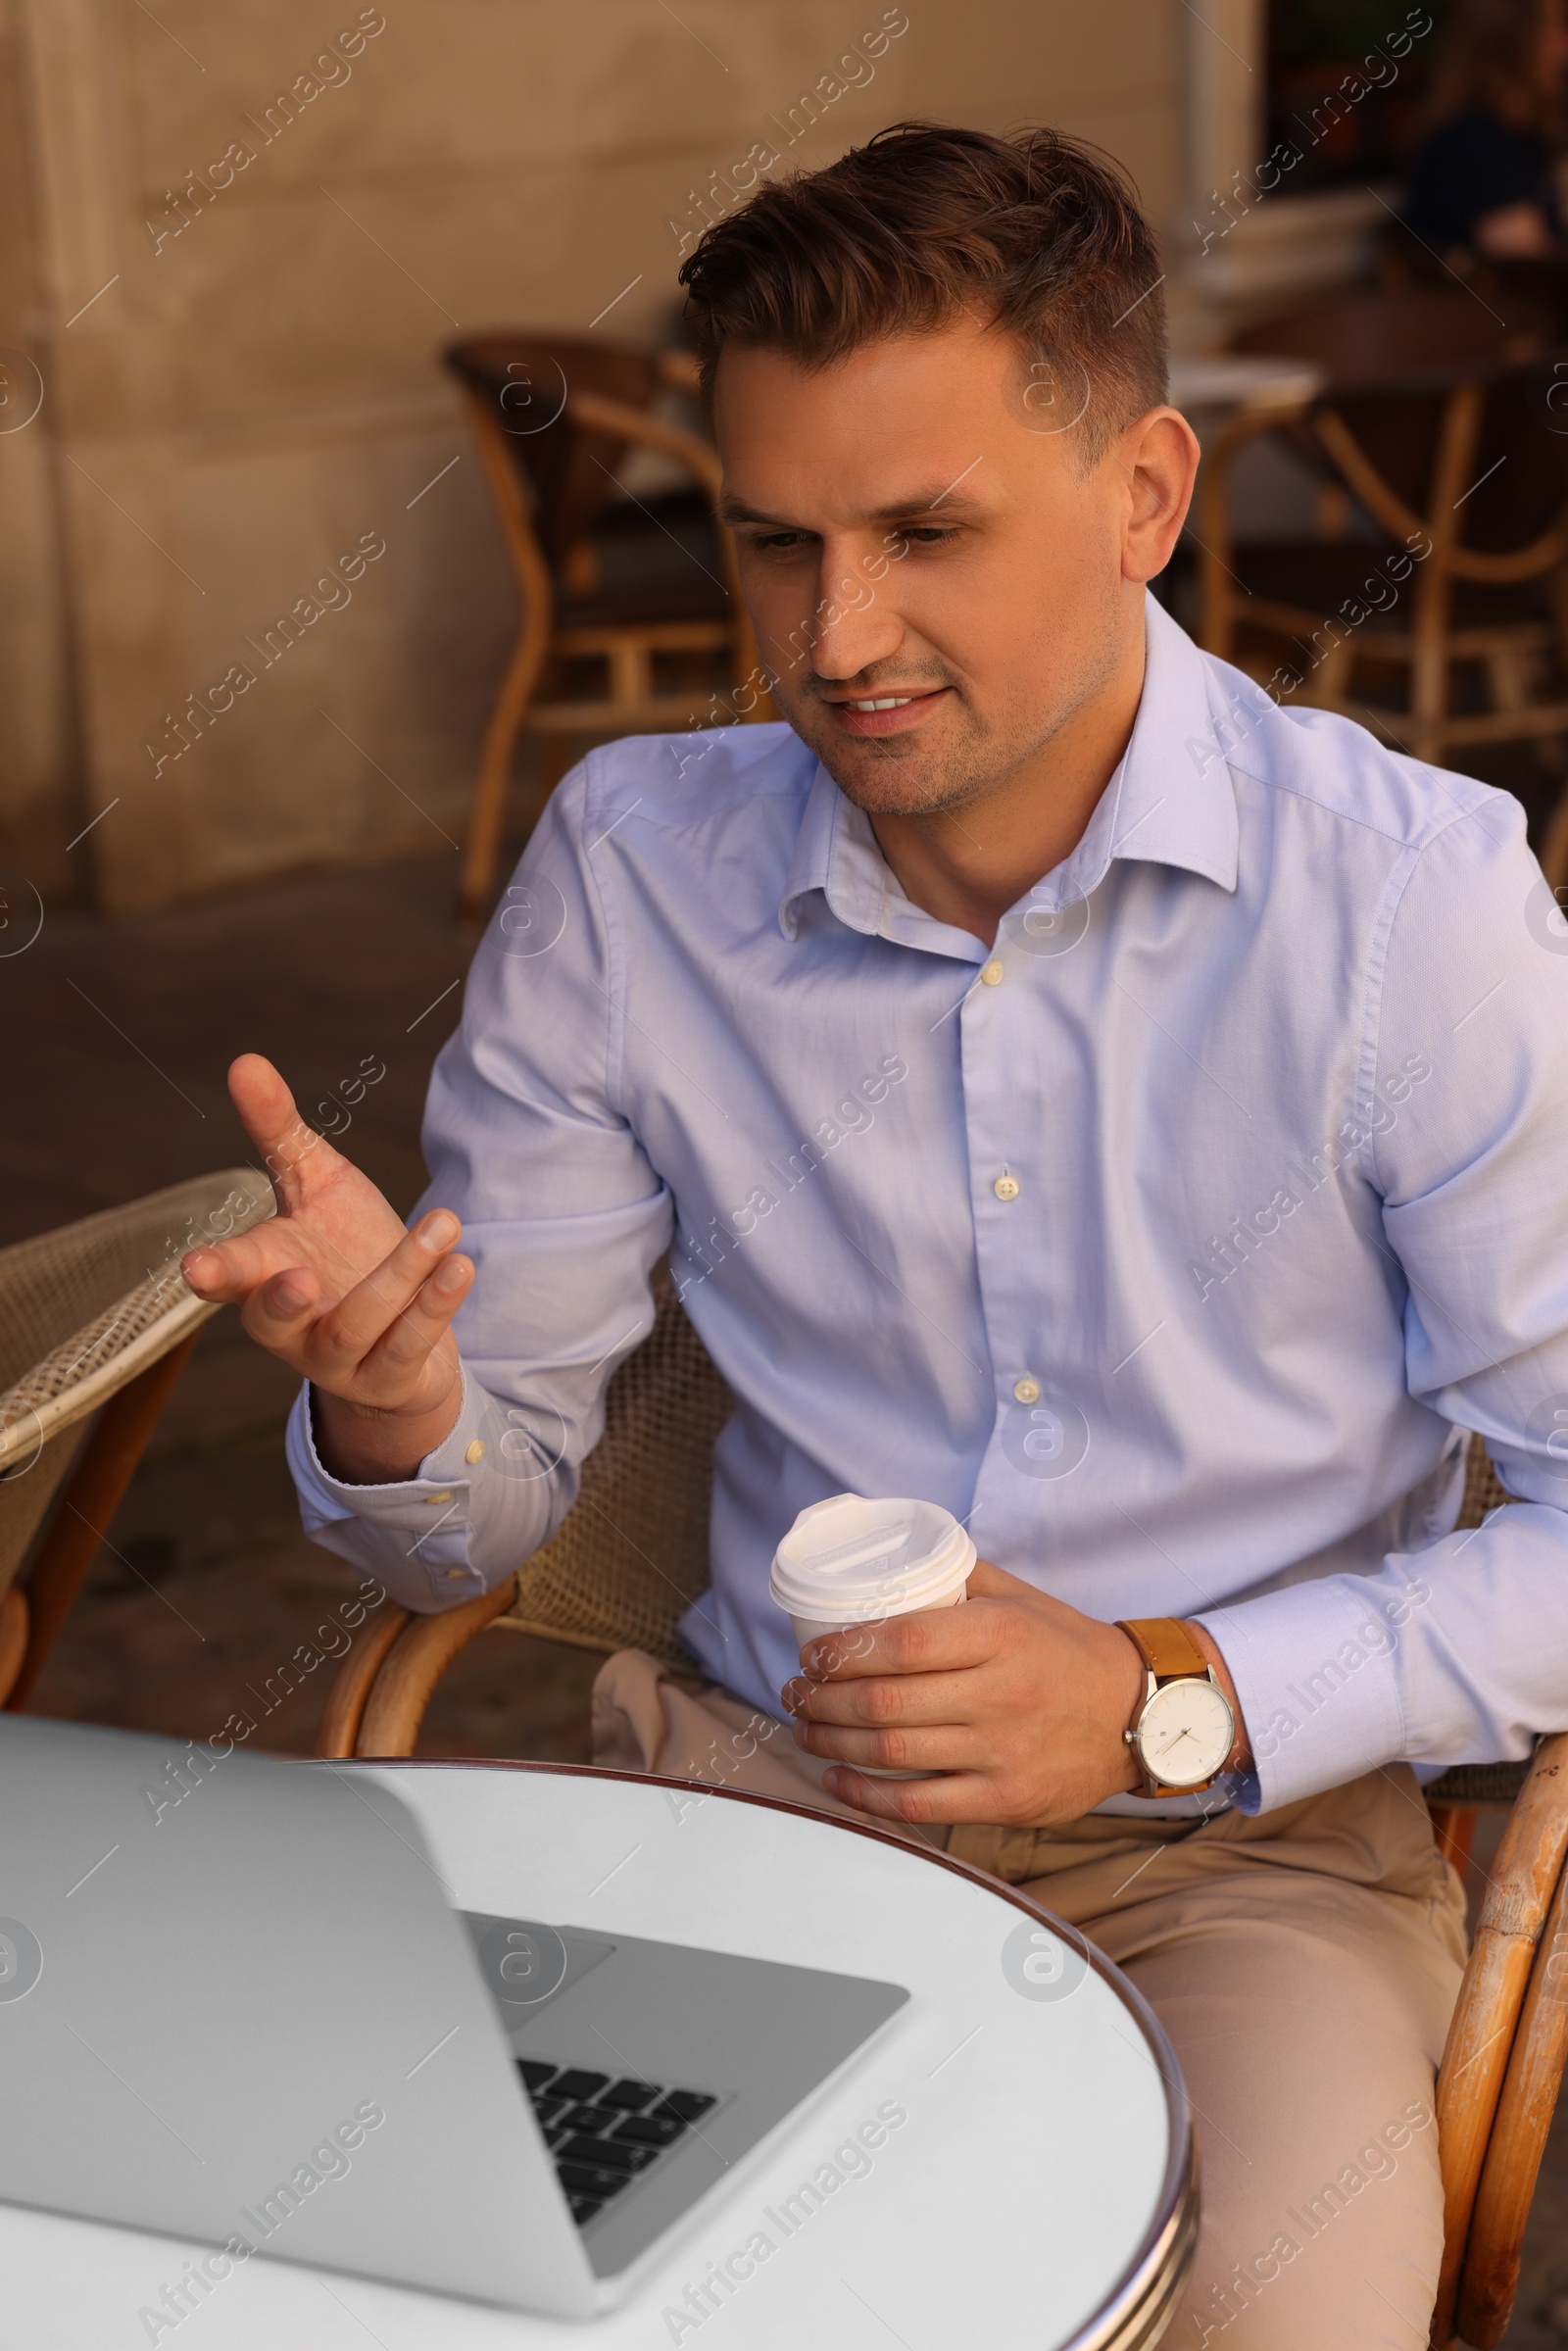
[713,317,1176,820]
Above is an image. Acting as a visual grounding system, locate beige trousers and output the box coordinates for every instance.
[592,1649,1469,2351]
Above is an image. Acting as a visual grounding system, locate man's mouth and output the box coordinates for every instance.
[822,686,953,738]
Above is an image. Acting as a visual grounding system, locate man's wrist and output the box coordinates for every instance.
[310,1381,464,1486]
[1108,1621,1148,1792]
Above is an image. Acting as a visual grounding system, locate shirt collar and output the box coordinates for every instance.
[778,761,982,955]
[777,595,1240,945]
[778,760,874,944]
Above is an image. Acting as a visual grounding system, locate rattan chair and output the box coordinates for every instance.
[445,335,775,924]
[316,1276,1568,2342]
[0,1169,273,1711]
[315,1262,729,1756]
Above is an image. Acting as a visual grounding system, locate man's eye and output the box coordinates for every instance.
[889,526,957,547]
[751,531,811,554]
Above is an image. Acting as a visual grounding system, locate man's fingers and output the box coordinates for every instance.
[238,1264,326,1351]
[182,1231,284,1304]
[784,1664,985,1729]
[821,1765,1005,1825]
[793,1717,980,1773]
[227,1052,340,1203]
[227,1052,303,1163]
[358,1252,474,1382]
[187,1201,469,1396]
[798,1599,1006,1683]
[308,1210,464,1368]
[964,1557,1031,1600]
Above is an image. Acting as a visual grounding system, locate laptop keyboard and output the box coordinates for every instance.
[517,2059,719,2228]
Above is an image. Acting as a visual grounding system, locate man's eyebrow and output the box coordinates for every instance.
[718,496,791,525]
[719,488,988,526]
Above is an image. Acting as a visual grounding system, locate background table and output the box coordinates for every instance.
[1168,353,1327,421]
[0,1761,1191,2349]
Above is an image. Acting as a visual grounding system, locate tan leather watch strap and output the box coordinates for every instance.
[1116,1616,1209,1682]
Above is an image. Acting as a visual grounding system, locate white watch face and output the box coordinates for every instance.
[1136,1677,1234,1788]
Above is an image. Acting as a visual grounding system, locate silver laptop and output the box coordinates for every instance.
[0,1716,907,2318]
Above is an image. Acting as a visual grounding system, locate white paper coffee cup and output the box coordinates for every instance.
[770,1493,976,1776]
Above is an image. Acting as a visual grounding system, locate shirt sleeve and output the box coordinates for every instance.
[1199,787,1568,1810]
[285,753,674,1611]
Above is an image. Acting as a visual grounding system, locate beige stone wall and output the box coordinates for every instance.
[2,0,1181,910]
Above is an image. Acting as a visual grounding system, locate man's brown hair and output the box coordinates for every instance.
[677,122,1167,465]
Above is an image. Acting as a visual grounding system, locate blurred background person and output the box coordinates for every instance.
[1405,0,1568,256]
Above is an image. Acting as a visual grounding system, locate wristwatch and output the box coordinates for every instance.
[1116,1617,1237,1796]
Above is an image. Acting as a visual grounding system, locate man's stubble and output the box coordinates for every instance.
[770,579,1127,825]
[779,653,1119,825]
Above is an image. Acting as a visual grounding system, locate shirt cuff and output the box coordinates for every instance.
[1195,1576,1408,1814]
[285,1374,494,1611]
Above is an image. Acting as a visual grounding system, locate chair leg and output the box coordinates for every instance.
[1409,596,1451,768]
[533,732,572,810]
[1432,1731,1568,2346]
[355,1578,519,1756]
[610,639,653,707]
[1457,1842,1568,2345]
[3,1332,200,1714]
[458,623,551,927]
[315,1602,413,1756]
[0,1585,27,1706]
[1484,642,1536,726]
[1194,423,1247,661]
[1408,387,1475,769]
[1302,634,1356,711]
[1314,482,1352,540]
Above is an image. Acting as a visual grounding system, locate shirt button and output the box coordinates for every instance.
[1013,1376,1041,1403]
[425,1490,454,1505]
[443,1566,467,1580]
[993,1173,1020,1201]
[981,959,1004,986]
[465,1439,486,1464]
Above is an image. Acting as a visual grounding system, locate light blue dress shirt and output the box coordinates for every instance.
[288,597,1568,1813]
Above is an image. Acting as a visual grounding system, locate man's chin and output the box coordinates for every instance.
[812,740,986,821]
[831,772,966,818]
[784,713,977,819]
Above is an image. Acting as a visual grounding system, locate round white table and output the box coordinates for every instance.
[0,1762,1195,2348]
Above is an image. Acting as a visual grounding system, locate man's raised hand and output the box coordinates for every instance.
[181,1053,473,1483]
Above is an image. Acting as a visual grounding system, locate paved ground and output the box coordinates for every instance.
[4,826,1566,2345]
[0,843,604,1769]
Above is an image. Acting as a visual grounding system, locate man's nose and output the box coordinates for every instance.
[808,562,902,679]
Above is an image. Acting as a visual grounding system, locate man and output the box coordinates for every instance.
[184,124,1568,2345]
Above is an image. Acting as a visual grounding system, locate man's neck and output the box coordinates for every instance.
[866,614,1148,950]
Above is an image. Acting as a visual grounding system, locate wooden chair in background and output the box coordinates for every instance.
[1196,286,1568,888]
[444,336,775,924]
[314,1271,1568,2342]
[0,1170,273,1710]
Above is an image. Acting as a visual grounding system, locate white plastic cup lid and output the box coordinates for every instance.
[769,1493,976,1625]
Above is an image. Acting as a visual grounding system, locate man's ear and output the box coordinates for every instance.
[1118,407,1200,585]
